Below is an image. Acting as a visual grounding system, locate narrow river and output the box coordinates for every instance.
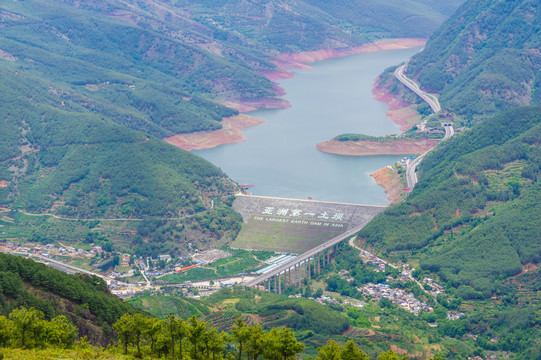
[194,47,420,205]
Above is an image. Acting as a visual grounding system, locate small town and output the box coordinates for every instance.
[360,282,432,315]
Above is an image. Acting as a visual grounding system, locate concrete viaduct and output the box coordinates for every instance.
[245,224,366,293]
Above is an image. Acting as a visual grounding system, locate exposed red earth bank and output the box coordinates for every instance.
[372,77,421,131]
[166,38,427,151]
[370,166,407,204]
[274,38,426,67]
[316,138,438,156]
[164,114,264,151]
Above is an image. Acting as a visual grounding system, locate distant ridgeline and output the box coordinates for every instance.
[405,0,541,122]
[360,106,541,298]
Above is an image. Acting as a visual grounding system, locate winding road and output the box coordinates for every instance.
[395,64,454,189]
[394,65,441,113]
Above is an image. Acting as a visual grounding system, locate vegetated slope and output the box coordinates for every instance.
[0,0,465,132]
[405,0,541,122]
[0,253,142,345]
[132,288,353,356]
[360,106,541,297]
[0,66,237,218]
[0,0,262,137]
[302,0,465,44]
[168,0,464,53]
[127,295,211,320]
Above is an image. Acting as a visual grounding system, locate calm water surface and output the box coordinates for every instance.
[194,48,420,205]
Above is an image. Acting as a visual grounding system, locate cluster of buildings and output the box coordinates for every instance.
[422,277,446,298]
[358,249,388,272]
[447,310,465,321]
[338,269,355,282]
[360,283,433,315]
[355,246,455,317]
[1,241,103,259]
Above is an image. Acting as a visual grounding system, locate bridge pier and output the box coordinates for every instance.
[288,268,291,288]
[244,222,385,291]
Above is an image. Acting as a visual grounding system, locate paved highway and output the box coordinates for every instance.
[405,124,455,189]
[395,64,454,189]
[395,65,441,114]
[26,253,131,287]
[245,224,367,287]
[406,153,425,189]
[443,124,455,139]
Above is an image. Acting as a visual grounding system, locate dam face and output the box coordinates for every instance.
[232,195,386,253]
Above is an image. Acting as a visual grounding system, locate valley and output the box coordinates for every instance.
[0,0,540,359]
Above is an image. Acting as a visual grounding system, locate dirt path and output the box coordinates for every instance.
[1,148,39,163]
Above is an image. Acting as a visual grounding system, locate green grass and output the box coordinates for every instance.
[157,247,273,283]
[0,347,128,360]
[160,267,219,282]
[128,295,210,319]
[232,216,346,253]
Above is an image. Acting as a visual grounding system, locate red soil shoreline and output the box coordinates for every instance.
[372,77,421,131]
[316,138,438,156]
[276,38,426,66]
[370,166,407,204]
[165,37,427,151]
[164,114,264,151]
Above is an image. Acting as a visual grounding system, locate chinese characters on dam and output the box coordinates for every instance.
[231,195,386,253]
[255,206,346,227]
[253,215,345,228]
[260,206,345,221]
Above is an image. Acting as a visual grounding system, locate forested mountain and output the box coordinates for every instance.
[404,0,541,122]
[0,0,465,219]
[166,0,464,52]
[0,0,466,127]
[0,253,143,345]
[360,106,541,297]
[0,0,466,249]
[3,0,541,358]
[0,66,238,218]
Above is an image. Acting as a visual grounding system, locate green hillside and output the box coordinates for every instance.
[169,0,464,52]
[0,253,143,345]
[405,0,541,122]
[0,0,464,241]
[0,66,237,218]
[360,106,541,295]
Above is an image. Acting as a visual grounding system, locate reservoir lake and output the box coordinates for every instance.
[194,47,421,205]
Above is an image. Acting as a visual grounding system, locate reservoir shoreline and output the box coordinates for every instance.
[370,166,406,204]
[315,138,439,156]
[166,38,426,152]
